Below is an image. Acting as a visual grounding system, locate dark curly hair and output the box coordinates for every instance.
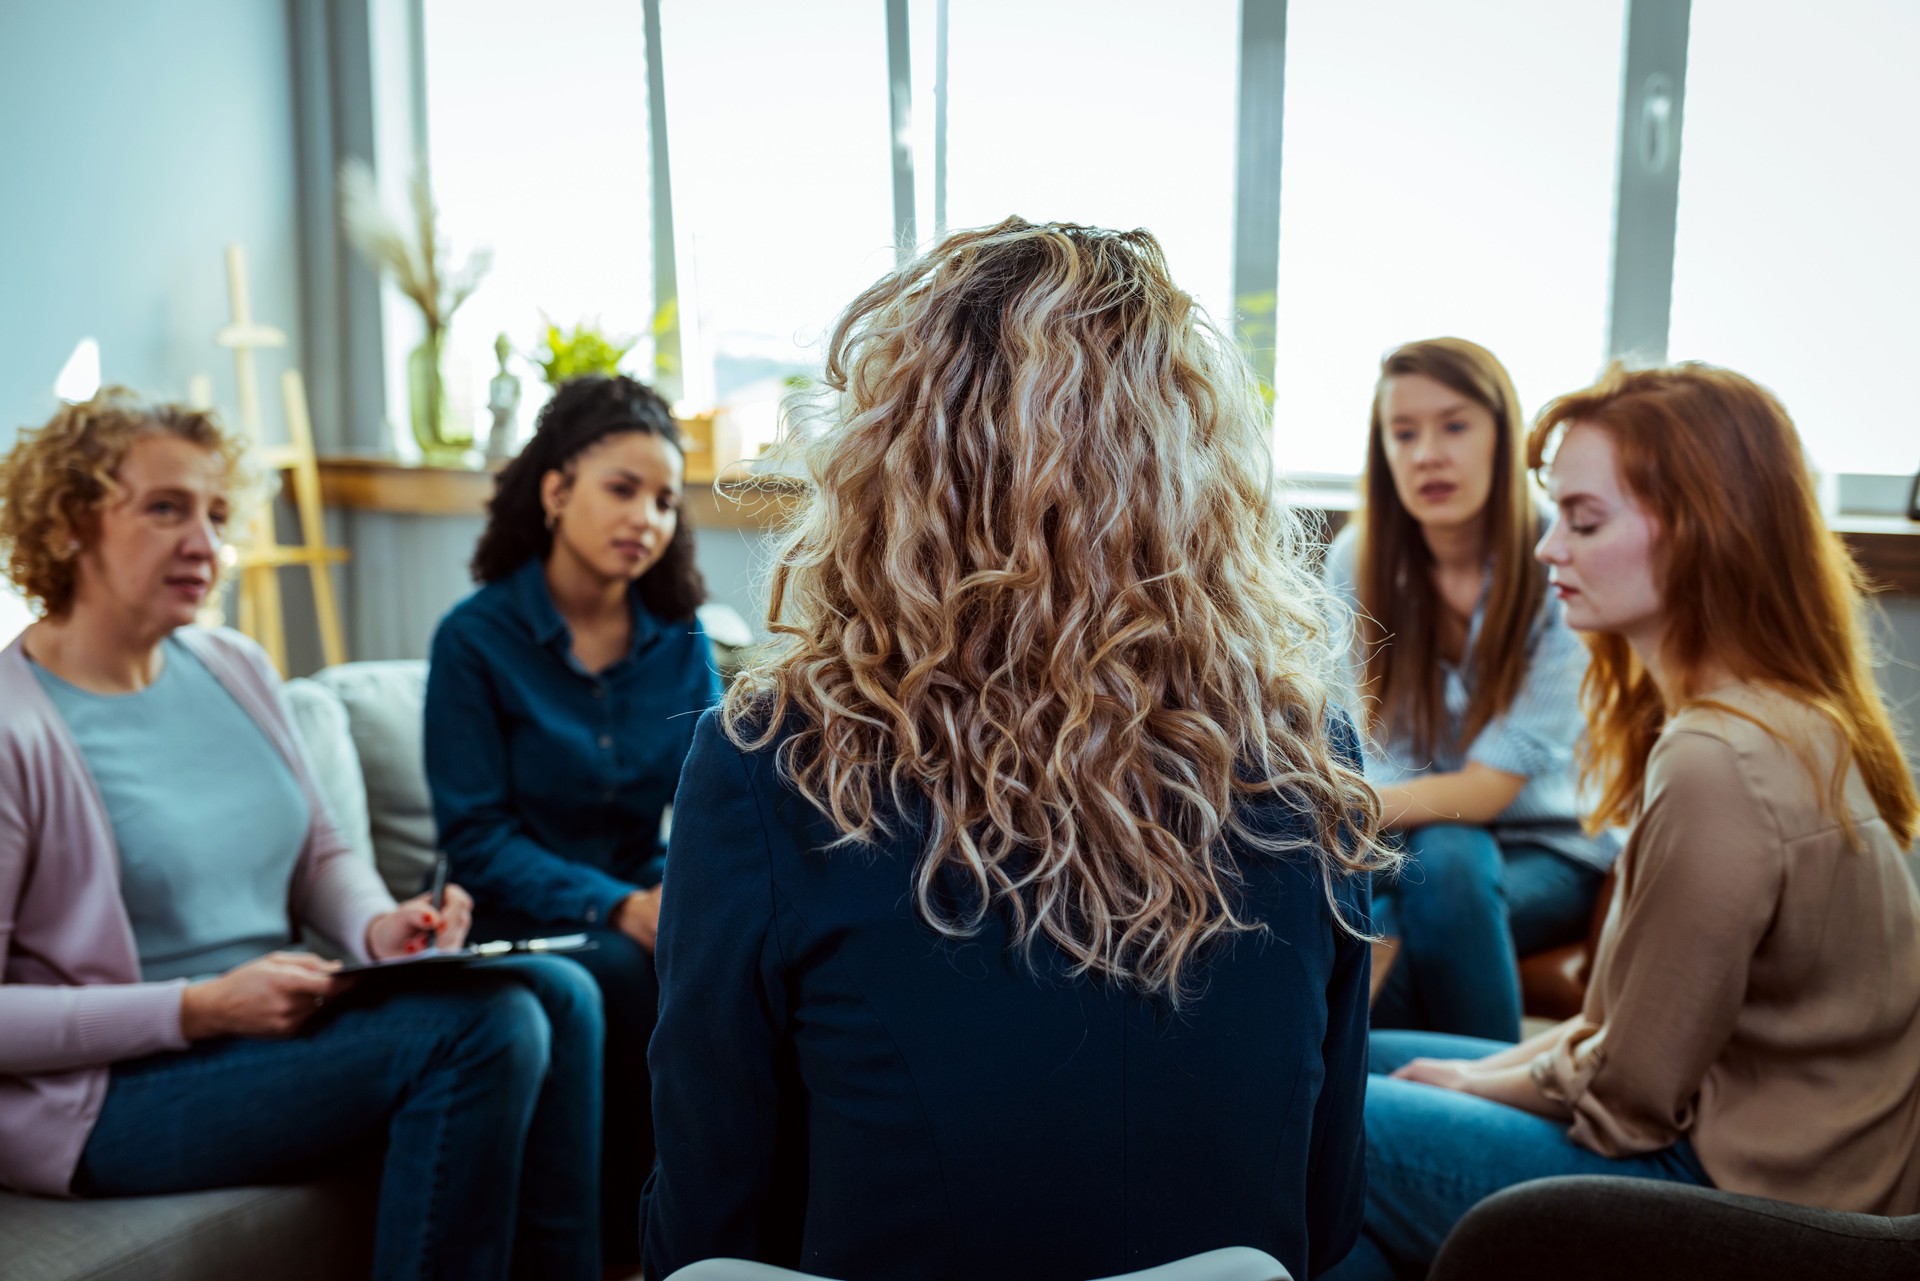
[471,374,706,621]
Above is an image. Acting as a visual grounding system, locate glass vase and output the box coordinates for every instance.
[408,332,473,465]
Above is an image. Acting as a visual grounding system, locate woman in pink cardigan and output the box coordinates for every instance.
[0,390,605,1281]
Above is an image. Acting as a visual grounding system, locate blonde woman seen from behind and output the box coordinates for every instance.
[640,219,1393,1281]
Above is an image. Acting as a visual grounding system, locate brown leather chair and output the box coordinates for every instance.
[1368,865,1619,1019]
[1517,866,1617,1020]
[1431,1174,1920,1281]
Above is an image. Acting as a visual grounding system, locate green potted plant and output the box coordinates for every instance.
[530,319,638,389]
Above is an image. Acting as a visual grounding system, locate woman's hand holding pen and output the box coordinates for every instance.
[366,883,474,960]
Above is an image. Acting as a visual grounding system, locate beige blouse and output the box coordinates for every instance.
[1532,683,1920,1216]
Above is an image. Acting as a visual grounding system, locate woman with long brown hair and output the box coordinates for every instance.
[1329,363,1920,1280]
[1324,338,1617,1042]
[639,219,1394,1281]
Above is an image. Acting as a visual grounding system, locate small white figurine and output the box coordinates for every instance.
[485,332,522,461]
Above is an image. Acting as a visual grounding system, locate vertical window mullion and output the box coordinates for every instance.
[1607,0,1692,362]
[1230,0,1288,392]
[642,0,683,401]
[886,0,918,263]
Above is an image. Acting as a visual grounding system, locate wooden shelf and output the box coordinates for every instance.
[1833,514,1920,597]
[314,455,498,516]
[313,455,800,532]
[313,458,1919,594]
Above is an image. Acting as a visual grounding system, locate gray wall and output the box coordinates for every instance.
[0,0,331,666]
[0,1,306,449]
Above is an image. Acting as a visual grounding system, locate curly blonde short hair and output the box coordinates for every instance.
[0,387,247,616]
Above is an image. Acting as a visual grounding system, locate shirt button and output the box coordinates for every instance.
[603,788,616,802]
[592,685,606,699]
[598,733,613,749]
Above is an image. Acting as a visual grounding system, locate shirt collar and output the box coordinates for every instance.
[509,557,570,648]
[507,556,669,662]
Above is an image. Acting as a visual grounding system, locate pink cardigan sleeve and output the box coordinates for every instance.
[0,743,190,1075]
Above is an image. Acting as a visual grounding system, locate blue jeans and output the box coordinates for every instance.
[475,915,655,1268]
[1372,827,1602,1042]
[74,956,605,1281]
[1323,1030,1710,1280]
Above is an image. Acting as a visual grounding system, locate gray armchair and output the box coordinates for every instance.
[1430,1175,1920,1281]
[0,1169,373,1281]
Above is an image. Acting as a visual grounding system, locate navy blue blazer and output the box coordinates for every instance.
[642,708,1372,1281]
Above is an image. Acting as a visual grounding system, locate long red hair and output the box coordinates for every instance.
[1528,362,1916,846]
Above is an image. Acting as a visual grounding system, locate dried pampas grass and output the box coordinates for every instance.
[338,160,490,336]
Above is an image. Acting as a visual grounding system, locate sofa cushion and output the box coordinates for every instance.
[282,677,375,866]
[0,1175,375,1281]
[312,661,436,900]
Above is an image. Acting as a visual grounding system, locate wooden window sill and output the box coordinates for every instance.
[312,457,1920,596]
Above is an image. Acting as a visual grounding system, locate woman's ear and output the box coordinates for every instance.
[539,469,569,527]
[60,503,96,558]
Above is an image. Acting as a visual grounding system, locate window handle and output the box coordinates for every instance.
[1639,73,1677,174]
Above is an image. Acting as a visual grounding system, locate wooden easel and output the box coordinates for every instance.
[211,244,349,674]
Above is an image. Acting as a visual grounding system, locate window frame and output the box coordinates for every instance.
[386,0,1908,503]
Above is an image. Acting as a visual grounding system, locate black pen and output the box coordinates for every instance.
[428,852,449,941]
[404,855,451,956]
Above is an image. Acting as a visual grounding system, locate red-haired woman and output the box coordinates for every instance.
[1324,338,1616,1042]
[1327,363,1920,1279]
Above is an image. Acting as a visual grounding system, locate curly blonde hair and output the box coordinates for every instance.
[0,387,247,617]
[725,218,1392,1003]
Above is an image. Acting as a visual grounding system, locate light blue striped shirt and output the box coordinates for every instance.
[1322,523,1619,871]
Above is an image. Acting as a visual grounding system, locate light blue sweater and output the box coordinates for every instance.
[32,635,309,981]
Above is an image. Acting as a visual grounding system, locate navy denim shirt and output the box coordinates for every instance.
[424,557,722,927]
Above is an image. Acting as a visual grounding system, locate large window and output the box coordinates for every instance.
[657,0,895,418]
[1667,0,1920,477]
[422,0,655,450]
[935,0,1240,325]
[1271,0,1626,477]
[416,1,1915,483]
